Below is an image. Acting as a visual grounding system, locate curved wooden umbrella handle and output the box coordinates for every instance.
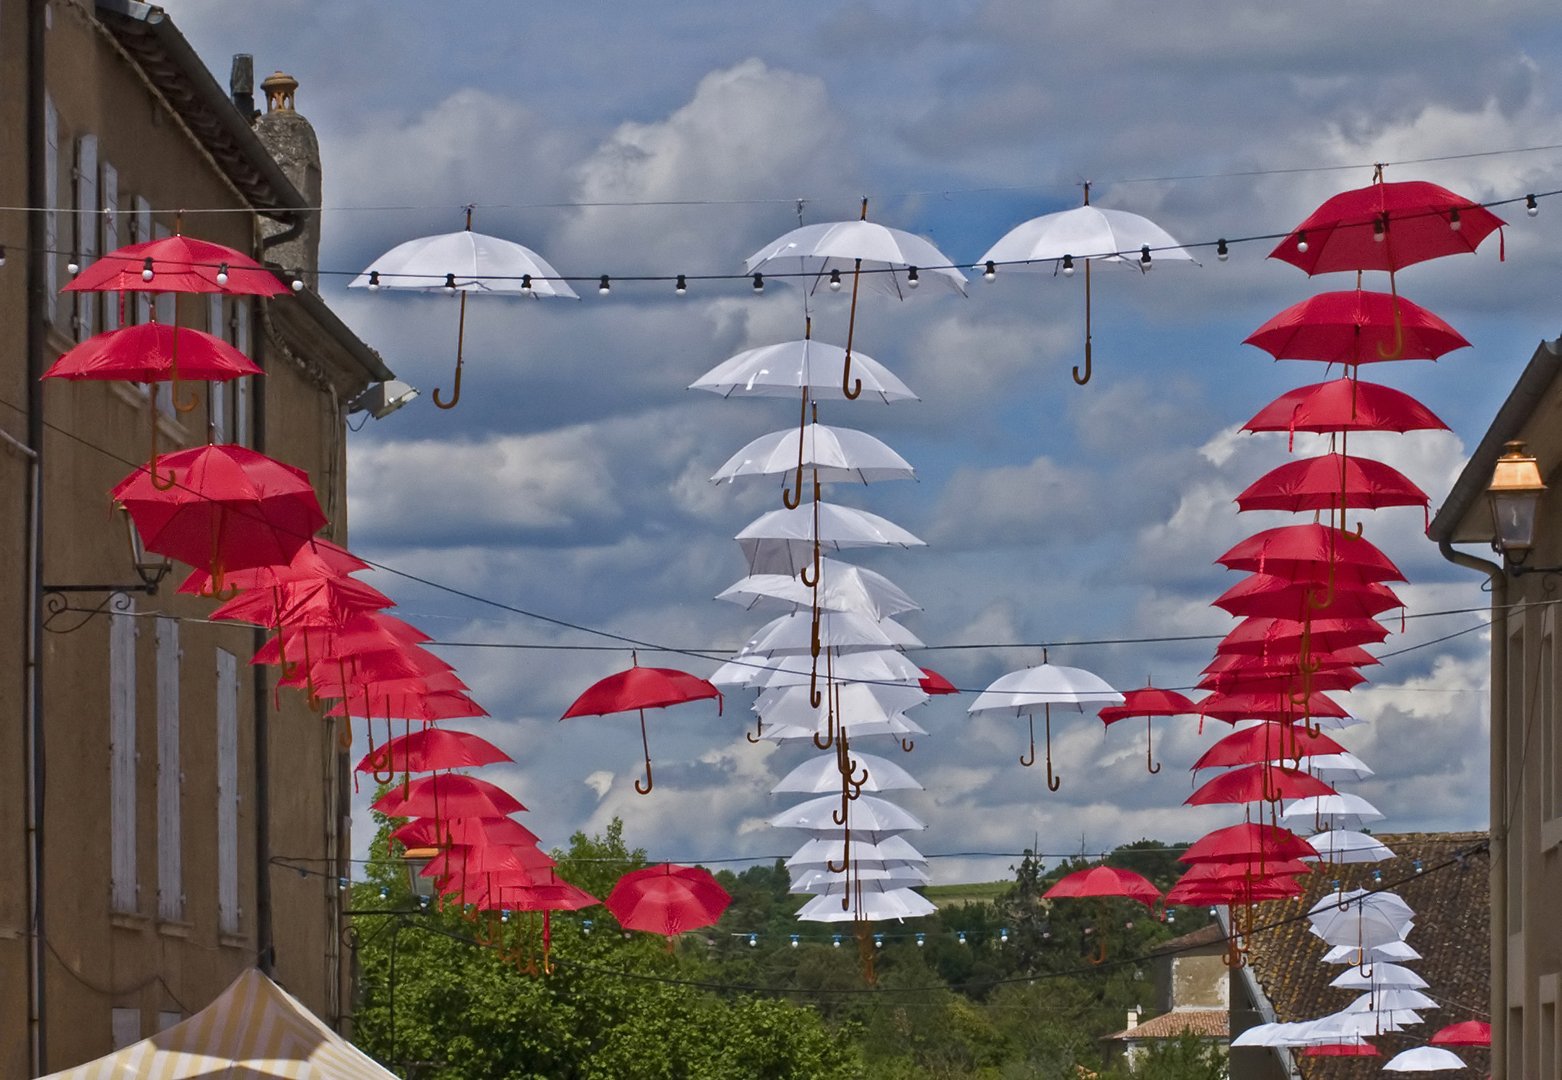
[1045,708,1061,791]
[433,291,468,409]
[634,710,654,794]
[1146,715,1161,774]
[1073,259,1093,385]
[1019,713,1036,768]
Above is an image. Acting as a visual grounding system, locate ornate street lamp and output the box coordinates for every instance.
[1487,441,1547,564]
[401,846,439,898]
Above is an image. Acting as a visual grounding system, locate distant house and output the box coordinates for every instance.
[1104,923,1230,1065]
[1230,832,1490,1080]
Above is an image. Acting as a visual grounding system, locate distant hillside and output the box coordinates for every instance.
[920,880,1010,908]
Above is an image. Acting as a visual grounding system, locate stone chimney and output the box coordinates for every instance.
[230,55,257,120]
[254,70,321,289]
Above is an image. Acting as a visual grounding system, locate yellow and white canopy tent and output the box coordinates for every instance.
[42,968,395,1080]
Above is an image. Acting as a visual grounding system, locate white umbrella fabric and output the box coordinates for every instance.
[761,713,927,744]
[350,224,576,409]
[786,835,927,870]
[1330,962,1429,990]
[769,793,925,834]
[745,220,968,298]
[1308,889,1415,948]
[710,649,925,690]
[1274,752,1375,781]
[1323,941,1423,964]
[796,884,936,922]
[1302,830,1396,863]
[773,751,922,794]
[1281,793,1385,827]
[690,339,917,403]
[792,864,930,891]
[1349,989,1438,1012]
[712,423,916,486]
[717,561,920,620]
[969,662,1124,787]
[737,611,923,657]
[756,682,928,724]
[737,503,924,577]
[1383,1047,1468,1072]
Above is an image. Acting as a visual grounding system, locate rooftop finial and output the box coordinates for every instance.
[261,71,298,113]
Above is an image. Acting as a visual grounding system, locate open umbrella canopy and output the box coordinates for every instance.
[712,422,915,485]
[1098,687,1198,724]
[768,793,926,836]
[1307,888,1415,947]
[44,322,264,382]
[1198,691,1350,723]
[1199,667,1365,695]
[250,612,431,665]
[1431,1022,1492,1047]
[1163,876,1304,906]
[736,611,922,657]
[796,883,937,923]
[1323,941,1422,964]
[1186,763,1337,805]
[561,666,720,718]
[1237,454,1429,514]
[771,751,922,794]
[1217,524,1405,582]
[1043,865,1161,906]
[354,728,511,776]
[349,230,578,297]
[1213,574,1403,621]
[1282,793,1385,823]
[737,503,925,576]
[209,575,394,629]
[919,668,959,695]
[326,689,488,722]
[1330,963,1429,990]
[606,864,733,940]
[1204,645,1380,675]
[63,234,291,295]
[423,842,557,881]
[1217,616,1390,657]
[1244,288,1470,364]
[112,445,327,579]
[391,815,543,851]
[979,204,1196,270]
[1176,858,1311,882]
[717,560,920,620]
[182,538,371,598]
[968,663,1124,716]
[754,681,928,728]
[1179,823,1319,864]
[1300,1041,1381,1057]
[1382,1047,1468,1072]
[786,835,927,872]
[745,220,967,297]
[714,648,925,690]
[371,773,526,819]
[1192,723,1346,771]
[1269,179,1504,275]
[690,338,917,403]
[1244,379,1448,437]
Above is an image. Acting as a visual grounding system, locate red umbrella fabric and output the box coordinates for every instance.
[1430,1022,1492,1047]
[1268,180,1504,275]
[1198,691,1349,723]
[1097,687,1198,724]
[181,538,369,598]
[1237,454,1428,515]
[1301,1044,1380,1057]
[605,864,732,942]
[392,816,543,851]
[355,728,511,776]
[1042,865,1161,907]
[422,843,556,881]
[44,322,264,382]
[561,665,722,795]
[1198,668,1365,695]
[1244,289,1470,365]
[326,690,488,722]
[1185,764,1337,805]
[1216,616,1390,657]
[1203,646,1379,675]
[371,774,526,819]
[310,672,470,703]
[1179,823,1318,864]
[919,668,960,695]
[1213,575,1403,621]
[1243,379,1448,440]
[1191,724,1347,771]
[1176,859,1312,882]
[63,235,291,296]
[1217,524,1405,582]
[112,445,327,580]
[250,613,431,666]
[1163,876,1303,906]
[209,575,393,628]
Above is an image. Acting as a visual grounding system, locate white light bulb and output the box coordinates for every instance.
[291,279,305,292]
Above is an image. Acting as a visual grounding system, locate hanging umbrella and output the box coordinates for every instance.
[354,728,511,779]
[795,882,936,922]
[1213,574,1403,621]
[349,215,578,409]
[392,815,544,851]
[44,322,263,383]
[560,663,721,795]
[372,773,527,819]
[1352,988,1438,1012]
[1098,686,1198,774]
[1179,823,1319,864]
[1307,888,1414,947]
[768,793,925,837]
[1323,941,1422,964]
[717,560,920,620]
[1163,876,1303,907]
[1383,1047,1468,1072]
[1176,858,1311,882]
[63,234,290,295]
[1217,524,1405,582]
[1197,691,1350,724]
[1199,668,1365,695]
[690,337,916,403]
[209,574,394,629]
[1245,289,1470,366]
[772,752,921,794]
[422,843,557,881]
[1300,1041,1381,1057]
[1204,645,1378,676]
[182,537,371,599]
[605,864,732,945]
[1284,752,1375,782]
[1244,378,1448,442]
[792,864,930,891]
[714,649,925,690]
[112,445,327,590]
[711,422,915,486]
[977,193,1195,383]
[1237,454,1428,515]
[786,835,927,872]
[1431,1022,1491,1047]
[968,661,1124,788]
[326,690,488,723]
[250,612,430,665]
[1191,723,1345,771]
[755,681,928,724]
[1281,793,1384,825]
[1043,865,1161,906]
[1186,764,1337,805]
[919,668,959,695]
[737,502,924,577]
[1331,963,1429,990]
[1216,616,1390,657]
[736,611,922,657]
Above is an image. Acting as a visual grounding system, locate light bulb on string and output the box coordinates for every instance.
[1216,239,1229,261]
[291,278,304,293]
[216,262,229,285]
[1139,245,1152,269]
[443,272,457,295]
[599,274,610,296]
[675,274,687,296]
[1449,208,1462,232]
[752,272,764,294]
[828,268,842,292]
[906,266,919,288]
[0,245,7,266]
[520,273,532,297]
[983,260,996,282]
[1295,231,1308,254]
[1527,193,1539,217]
[367,270,380,291]
[67,255,79,276]
[142,257,155,281]
[1061,254,1075,277]
[1373,215,1386,243]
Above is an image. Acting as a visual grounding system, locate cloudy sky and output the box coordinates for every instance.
[173,1,1562,881]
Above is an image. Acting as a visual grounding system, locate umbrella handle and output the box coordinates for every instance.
[900,737,914,753]
[809,662,825,712]
[433,291,468,409]
[147,385,179,491]
[1091,935,1108,965]
[1072,259,1092,385]
[337,712,352,749]
[782,388,809,509]
[1375,268,1405,361]
[746,717,763,744]
[1020,713,1036,768]
[1045,709,1061,791]
[1146,716,1161,774]
[634,710,654,794]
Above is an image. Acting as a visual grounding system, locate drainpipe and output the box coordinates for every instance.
[252,295,274,976]
[24,0,49,1070]
[1438,540,1506,1079]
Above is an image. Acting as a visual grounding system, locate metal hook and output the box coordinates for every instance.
[433,291,468,409]
[634,709,654,794]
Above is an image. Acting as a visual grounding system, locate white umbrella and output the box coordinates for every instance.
[796,884,936,923]
[712,422,915,487]
[711,649,925,690]
[768,793,925,835]
[1272,752,1375,781]
[717,560,920,620]
[761,713,927,745]
[1281,793,1384,828]
[1301,830,1396,864]
[787,835,927,870]
[977,199,1193,384]
[1339,999,1423,1027]
[1303,1010,1409,1038]
[1323,941,1422,964]
[756,681,928,724]
[737,503,924,577]
[773,751,922,794]
[690,338,917,403]
[1308,889,1415,948]
[1383,1047,1468,1072]
[792,864,930,891]
[737,611,923,657]
[1349,989,1438,1012]
[1330,963,1429,990]
[968,662,1124,788]
[349,221,577,408]
[1309,714,1367,732]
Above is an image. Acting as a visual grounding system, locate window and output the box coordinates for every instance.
[157,1010,182,1032]
[74,134,98,340]
[132,197,151,326]
[216,649,240,934]
[156,617,181,922]
[208,295,227,442]
[43,94,58,325]
[101,161,119,331]
[233,303,251,446]
[110,1008,141,1050]
[110,597,137,913]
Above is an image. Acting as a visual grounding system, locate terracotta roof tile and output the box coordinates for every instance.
[1108,1010,1230,1040]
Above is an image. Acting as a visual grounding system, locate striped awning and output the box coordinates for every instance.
[43,968,395,1080]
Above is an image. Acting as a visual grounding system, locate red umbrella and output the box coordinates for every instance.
[181,538,369,598]
[112,445,327,588]
[561,663,722,795]
[1198,691,1349,724]
[1192,724,1347,771]
[1216,616,1390,657]
[354,728,511,779]
[1244,379,1447,446]
[423,843,556,882]
[1217,524,1404,582]
[1186,763,1337,805]
[1179,823,1318,864]
[210,574,393,628]
[1301,1044,1380,1058]
[1163,876,1303,907]
[1244,289,1469,366]
[1237,454,1428,516]
[1098,687,1198,774]
[1203,645,1379,675]
[372,773,526,820]
[1213,575,1403,621]
[1431,1022,1492,1047]
[460,868,598,974]
[250,613,431,665]
[1043,865,1161,907]
[392,816,543,851]
[1198,668,1365,695]
[326,690,488,722]
[919,668,959,695]
[1176,858,1311,881]
[44,322,263,382]
[1269,179,1503,276]
[281,645,454,690]
[605,863,732,946]
[62,234,291,296]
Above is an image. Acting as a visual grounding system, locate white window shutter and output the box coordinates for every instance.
[156,618,182,922]
[233,303,251,446]
[74,134,98,340]
[100,161,119,331]
[216,649,239,934]
[133,197,151,326]
[208,296,227,442]
[109,596,137,913]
